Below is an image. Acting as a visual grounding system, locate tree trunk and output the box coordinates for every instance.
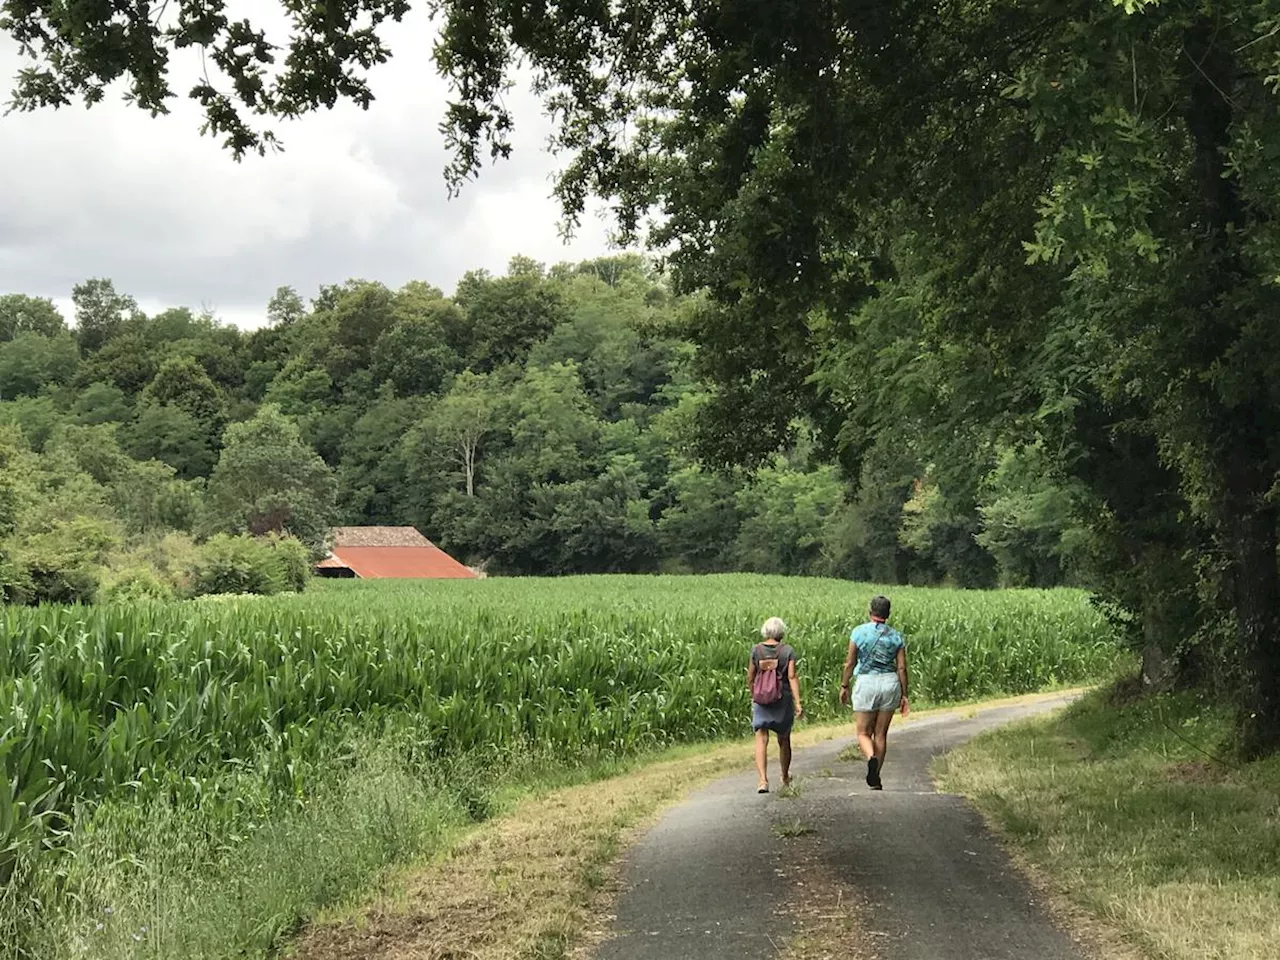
[1185,18,1238,239]
[463,439,476,497]
[1183,18,1280,755]
[1134,541,1204,691]
[1225,453,1280,757]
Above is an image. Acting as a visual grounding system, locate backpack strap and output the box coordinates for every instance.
[754,642,780,670]
[857,625,886,675]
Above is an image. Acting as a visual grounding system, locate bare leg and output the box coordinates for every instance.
[873,709,895,767]
[855,711,877,759]
[857,711,883,788]
[755,730,769,790]
[779,733,793,784]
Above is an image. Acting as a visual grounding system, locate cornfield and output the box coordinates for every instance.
[0,574,1122,888]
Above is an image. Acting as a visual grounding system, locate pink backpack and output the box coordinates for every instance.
[751,643,785,705]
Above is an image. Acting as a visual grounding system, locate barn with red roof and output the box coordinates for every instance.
[314,526,477,579]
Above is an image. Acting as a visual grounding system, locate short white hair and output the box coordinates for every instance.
[760,617,787,640]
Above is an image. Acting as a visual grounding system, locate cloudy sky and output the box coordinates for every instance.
[0,7,618,330]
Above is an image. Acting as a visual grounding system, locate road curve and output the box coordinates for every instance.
[592,693,1092,960]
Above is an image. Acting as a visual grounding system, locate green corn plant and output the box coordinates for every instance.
[0,575,1124,893]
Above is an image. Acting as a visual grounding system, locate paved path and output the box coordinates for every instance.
[594,694,1091,960]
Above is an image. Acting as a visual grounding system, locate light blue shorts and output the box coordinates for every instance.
[853,673,901,713]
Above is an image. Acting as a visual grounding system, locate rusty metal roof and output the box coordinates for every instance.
[323,545,477,579]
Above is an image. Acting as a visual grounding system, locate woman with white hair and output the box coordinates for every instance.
[747,616,803,793]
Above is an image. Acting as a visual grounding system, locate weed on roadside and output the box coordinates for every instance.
[773,819,815,839]
[837,744,862,763]
[519,923,571,960]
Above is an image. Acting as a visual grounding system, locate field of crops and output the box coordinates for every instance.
[0,575,1124,959]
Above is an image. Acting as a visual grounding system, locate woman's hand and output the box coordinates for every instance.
[900,695,910,718]
[839,684,850,706]
[795,703,804,720]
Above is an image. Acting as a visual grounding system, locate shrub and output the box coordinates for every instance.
[7,516,118,604]
[22,554,99,604]
[0,540,32,603]
[189,534,276,596]
[99,563,175,603]
[119,532,199,597]
[267,533,311,593]
[189,533,310,597]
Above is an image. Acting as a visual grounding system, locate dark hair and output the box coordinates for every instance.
[870,595,891,620]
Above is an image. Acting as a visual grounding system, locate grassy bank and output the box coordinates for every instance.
[935,685,1280,960]
[2,731,556,960]
[15,712,865,960]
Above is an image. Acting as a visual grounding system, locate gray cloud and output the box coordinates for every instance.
[0,9,617,329]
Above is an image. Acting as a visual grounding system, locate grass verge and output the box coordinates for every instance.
[286,718,859,960]
[3,736,514,960]
[934,683,1280,960]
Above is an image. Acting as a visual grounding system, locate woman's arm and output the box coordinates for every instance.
[747,655,757,690]
[839,641,857,705]
[788,658,803,718]
[896,646,910,715]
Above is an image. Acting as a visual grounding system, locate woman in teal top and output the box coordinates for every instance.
[839,595,909,789]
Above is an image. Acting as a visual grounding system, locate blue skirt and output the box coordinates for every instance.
[752,696,795,733]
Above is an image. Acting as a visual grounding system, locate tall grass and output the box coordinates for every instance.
[0,574,1123,958]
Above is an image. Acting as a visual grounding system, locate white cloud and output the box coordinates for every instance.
[0,7,618,329]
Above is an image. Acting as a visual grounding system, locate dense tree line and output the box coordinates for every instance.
[1,256,1082,598]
